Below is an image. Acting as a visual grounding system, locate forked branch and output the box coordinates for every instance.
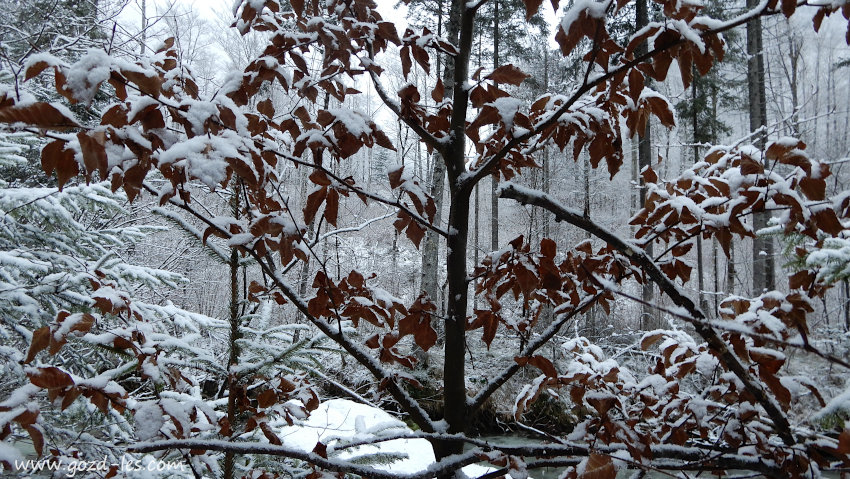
[142,182,438,433]
[500,182,796,446]
[461,0,801,191]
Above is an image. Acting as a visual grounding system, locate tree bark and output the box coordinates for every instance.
[844,278,849,332]
[432,0,474,471]
[542,45,550,240]
[223,184,242,479]
[747,0,775,294]
[420,154,445,310]
[636,0,656,329]
[421,0,448,316]
[490,0,500,253]
[693,67,710,315]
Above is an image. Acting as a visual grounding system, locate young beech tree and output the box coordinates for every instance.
[3,0,850,477]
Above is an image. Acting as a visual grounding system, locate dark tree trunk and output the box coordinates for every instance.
[747,0,774,294]
[223,185,242,479]
[431,0,473,471]
[693,67,709,315]
[490,0,500,252]
[636,0,656,329]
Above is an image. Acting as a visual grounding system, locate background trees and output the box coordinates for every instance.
[2,0,850,478]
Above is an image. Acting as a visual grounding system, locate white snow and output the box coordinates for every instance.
[279,399,507,476]
[63,49,112,104]
[134,402,165,441]
[279,399,434,473]
[0,440,24,465]
[489,97,524,131]
[561,0,612,35]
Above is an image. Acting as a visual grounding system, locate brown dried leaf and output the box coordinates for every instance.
[486,64,530,86]
[740,156,764,175]
[527,355,558,378]
[800,177,826,201]
[78,131,108,180]
[523,0,544,19]
[431,79,444,103]
[258,389,277,408]
[579,453,616,479]
[0,102,79,129]
[25,327,50,363]
[28,367,74,389]
[641,332,664,350]
[25,61,52,81]
[25,425,43,456]
[324,188,339,227]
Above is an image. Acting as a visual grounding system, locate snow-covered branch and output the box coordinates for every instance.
[499,181,796,446]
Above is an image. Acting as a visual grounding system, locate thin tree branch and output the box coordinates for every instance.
[141,182,438,433]
[364,44,446,156]
[273,151,449,237]
[467,290,605,413]
[499,182,796,446]
[460,0,802,191]
[131,439,483,479]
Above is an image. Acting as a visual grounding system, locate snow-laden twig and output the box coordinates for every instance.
[144,182,439,433]
[467,290,602,413]
[131,439,483,479]
[273,150,449,238]
[363,44,446,155]
[461,0,802,191]
[500,181,796,446]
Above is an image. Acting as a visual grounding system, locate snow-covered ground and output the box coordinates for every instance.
[279,398,498,477]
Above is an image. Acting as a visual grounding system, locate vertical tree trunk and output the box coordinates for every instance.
[844,278,849,332]
[433,0,472,471]
[711,84,720,315]
[727,247,736,294]
[692,67,709,315]
[542,46,550,240]
[421,0,446,314]
[140,0,147,55]
[473,183,480,309]
[631,138,638,219]
[420,153,445,308]
[636,0,656,329]
[583,152,596,334]
[747,0,775,294]
[490,0,501,253]
[788,30,801,137]
[223,185,242,479]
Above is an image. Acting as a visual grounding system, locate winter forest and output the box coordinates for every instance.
[2,0,850,477]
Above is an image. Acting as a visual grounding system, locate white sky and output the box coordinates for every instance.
[124,0,411,32]
[122,0,560,49]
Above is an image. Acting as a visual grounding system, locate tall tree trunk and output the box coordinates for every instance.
[692,67,709,315]
[473,183,480,309]
[711,84,720,314]
[140,0,147,55]
[788,29,801,137]
[490,0,500,252]
[542,46,550,240]
[223,185,242,479]
[421,0,446,315]
[747,0,775,294]
[434,0,473,470]
[727,247,737,294]
[420,154,445,308]
[844,278,849,332]
[583,152,596,334]
[636,0,656,329]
